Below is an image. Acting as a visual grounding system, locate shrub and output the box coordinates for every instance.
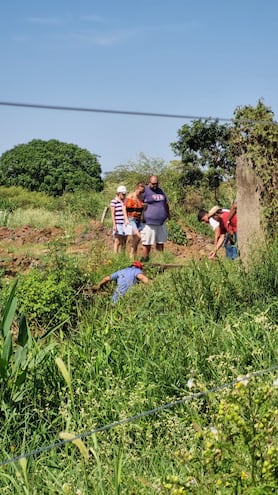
[17,255,87,331]
[167,220,187,245]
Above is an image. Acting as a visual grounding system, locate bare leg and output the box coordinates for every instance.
[142,245,151,260]
[130,234,140,259]
[113,237,121,253]
[120,236,127,252]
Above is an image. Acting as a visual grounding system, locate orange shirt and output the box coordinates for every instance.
[125,197,144,219]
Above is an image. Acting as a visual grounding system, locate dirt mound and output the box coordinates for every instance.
[0,226,64,245]
[0,222,212,276]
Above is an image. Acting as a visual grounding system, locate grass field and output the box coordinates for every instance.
[0,198,277,494]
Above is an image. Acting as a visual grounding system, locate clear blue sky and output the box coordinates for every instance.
[1,0,278,174]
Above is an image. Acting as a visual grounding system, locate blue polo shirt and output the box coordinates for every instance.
[110,266,142,302]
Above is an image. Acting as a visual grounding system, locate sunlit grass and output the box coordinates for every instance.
[0,207,89,236]
[0,198,277,494]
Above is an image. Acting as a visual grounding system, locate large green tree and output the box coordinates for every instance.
[170,119,235,197]
[0,139,103,196]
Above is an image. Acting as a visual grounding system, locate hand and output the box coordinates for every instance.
[92,285,100,291]
[208,250,216,260]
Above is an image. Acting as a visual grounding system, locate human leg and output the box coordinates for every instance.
[130,234,140,259]
[120,235,127,252]
[140,224,154,261]
[113,236,121,253]
[224,232,238,259]
[114,224,127,253]
[156,243,164,251]
[141,244,151,261]
[155,224,167,252]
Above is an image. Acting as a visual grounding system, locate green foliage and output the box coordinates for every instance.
[231,99,278,235]
[0,185,56,210]
[17,251,87,330]
[56,190,107,219]
[170,119,235,198]
[0,280,56,405]
[0,139,104,197]
[167,220,187,245]
[104,152,168,190]
[162,376,278,494]
[0,209,277,493]
[185,212,213,237]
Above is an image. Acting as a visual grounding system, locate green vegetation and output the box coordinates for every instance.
[167,219,188,245]
[231,100,278,235]
[0,100,277,493]
[0,231,277,493]
[0,140,103,196]
[170,119,234,200]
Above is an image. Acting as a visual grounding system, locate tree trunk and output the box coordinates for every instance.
[236,155,264,266]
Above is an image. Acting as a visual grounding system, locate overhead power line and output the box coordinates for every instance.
[0,100,233,122]
[1,100,276,126]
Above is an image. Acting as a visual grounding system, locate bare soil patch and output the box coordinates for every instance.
[0,222,213,276]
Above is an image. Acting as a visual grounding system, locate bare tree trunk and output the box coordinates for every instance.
[236,155,265,266]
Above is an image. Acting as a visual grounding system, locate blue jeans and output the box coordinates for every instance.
[224,232,238,259]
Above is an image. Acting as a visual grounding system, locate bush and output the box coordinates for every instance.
[0,186,56,210]
[55,190,107,219]
[167,220,187,245]
[17,255,87,330]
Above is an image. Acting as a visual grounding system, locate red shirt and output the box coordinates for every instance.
[219,211,237,234]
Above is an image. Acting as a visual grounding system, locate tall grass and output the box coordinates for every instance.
[0,238,277,493]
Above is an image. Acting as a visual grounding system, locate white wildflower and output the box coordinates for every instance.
[187,378,194,389]
[236,374,250,387]
[209,426,218,435]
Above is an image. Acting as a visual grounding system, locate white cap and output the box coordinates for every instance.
[117,185,127,194]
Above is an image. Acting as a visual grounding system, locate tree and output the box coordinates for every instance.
[0,139,103,196]
[104,152,168,191]
[170,119,235,199]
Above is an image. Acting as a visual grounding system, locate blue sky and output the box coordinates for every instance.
[1,0,278,174]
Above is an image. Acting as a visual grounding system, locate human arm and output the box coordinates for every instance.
[136,273,149,284]
[123,202,129,225]
[209,226,225,259]
[227,201,237,225]
[110,206,117,232]
[92,275,111,291]
[165,201,171,220]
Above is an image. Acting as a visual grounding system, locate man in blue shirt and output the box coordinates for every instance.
[92,261,149,303]
[140,175,171,262]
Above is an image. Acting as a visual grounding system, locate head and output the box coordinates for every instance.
[208,206,222,220]
[132,261,143,270]
[135,182,145,195]
[117,185,127,199]
[198,209,209,224]
[148,175,159,190]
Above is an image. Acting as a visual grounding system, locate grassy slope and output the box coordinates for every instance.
[0,196,277,493]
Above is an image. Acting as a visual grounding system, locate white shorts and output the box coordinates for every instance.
[113,223,128,237]
[140,223,167,245]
